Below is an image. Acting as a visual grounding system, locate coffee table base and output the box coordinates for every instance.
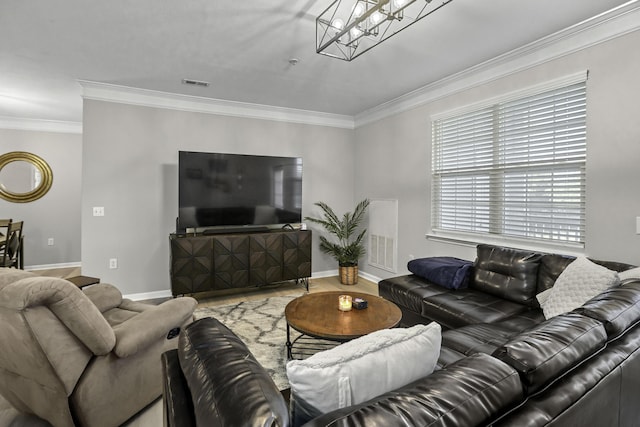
[286,325,340,360]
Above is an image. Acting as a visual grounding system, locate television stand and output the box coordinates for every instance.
[201,225,270,235]
[169,229,312,298]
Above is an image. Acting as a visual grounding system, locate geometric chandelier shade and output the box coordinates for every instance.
[316,0,454,61]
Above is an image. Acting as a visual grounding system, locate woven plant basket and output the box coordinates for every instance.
[339,265,358,285]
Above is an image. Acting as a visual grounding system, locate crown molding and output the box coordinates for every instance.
[355,0,640,127]
[0,116,82,134]
[79,81,355,130]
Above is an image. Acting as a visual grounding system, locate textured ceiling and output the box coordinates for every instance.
[0,0,633,123]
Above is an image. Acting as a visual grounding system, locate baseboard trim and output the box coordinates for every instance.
[26,262,82,271]
[124,289,173,301]
[311,269,339,279]
[312,269,383,285]
[359,270,382,284]
[124,270,384,301]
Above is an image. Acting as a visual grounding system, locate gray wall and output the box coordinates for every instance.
[0,128,82,267]
[81,101,355,295]
[355,29,640,279]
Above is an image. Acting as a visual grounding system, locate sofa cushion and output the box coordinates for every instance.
[472,244,542,306]
[378,275,450,315]
[178,317,288,427]
[576,281,640,339]
[303,353,523,427]
[286,323,441,425]
[441,311,544,361]
[492,312,607,393]
[407,257,473,289]
[540,257,620,319]
[421,288,530,330]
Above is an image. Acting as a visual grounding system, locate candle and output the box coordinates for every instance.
[338,295,352,311]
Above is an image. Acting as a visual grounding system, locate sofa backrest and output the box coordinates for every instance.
[494,323,640,426]
[536,254,636,295]
[304,352,523,427]
[472,245,542,306]
[576,280,640,339]
[492,312,607,394]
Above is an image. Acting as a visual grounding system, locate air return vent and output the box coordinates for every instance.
[181,79,210,87]
[368,199,398,273]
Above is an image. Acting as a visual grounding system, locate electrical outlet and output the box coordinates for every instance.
[47,238,54,246]
[109,258,118,269]
[93,207,105,217]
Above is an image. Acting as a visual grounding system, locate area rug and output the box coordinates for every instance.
[193,295,300,390]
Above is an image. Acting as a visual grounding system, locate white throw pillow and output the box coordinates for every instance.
[541,256,620,319]
[286,322,441,421]
[535,287,553,306]
[619,267,640,284]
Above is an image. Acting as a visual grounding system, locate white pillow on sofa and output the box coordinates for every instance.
[286,322,441,422]
[540,256,620,319]
[619,267,640,284]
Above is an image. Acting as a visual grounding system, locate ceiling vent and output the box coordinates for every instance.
[181,79,210,87]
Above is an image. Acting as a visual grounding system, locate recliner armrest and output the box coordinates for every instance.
[112,297,197,358]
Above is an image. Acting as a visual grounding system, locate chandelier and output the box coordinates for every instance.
[316,0,453,61]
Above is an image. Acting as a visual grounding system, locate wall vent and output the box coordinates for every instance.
[368,199,398,273]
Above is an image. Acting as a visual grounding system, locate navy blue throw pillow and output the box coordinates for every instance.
[408,257,473,290]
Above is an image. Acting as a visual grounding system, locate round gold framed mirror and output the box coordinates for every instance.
[0,151,53,203]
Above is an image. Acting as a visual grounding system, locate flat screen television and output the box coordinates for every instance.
[177,151,303,233]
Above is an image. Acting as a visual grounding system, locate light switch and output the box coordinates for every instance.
[636,217,640,234]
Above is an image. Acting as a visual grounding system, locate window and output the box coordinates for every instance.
[431,76,587,247]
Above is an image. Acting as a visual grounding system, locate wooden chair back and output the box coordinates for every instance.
[1,221,23,268]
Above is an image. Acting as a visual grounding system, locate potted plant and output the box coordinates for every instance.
[305,199,370,285]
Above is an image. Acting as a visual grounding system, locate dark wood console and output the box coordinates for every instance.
[169,229,311,297]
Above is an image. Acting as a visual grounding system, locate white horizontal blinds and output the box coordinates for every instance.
[432,81,586,245]
[432,107,494,234]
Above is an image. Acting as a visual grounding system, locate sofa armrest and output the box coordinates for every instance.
[112,297,196,358]
[162,349,196,427]
[178,317,289,427]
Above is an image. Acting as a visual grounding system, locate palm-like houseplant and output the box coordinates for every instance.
[305,199,370,285]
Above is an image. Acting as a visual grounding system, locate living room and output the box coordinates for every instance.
[1,1,640,425]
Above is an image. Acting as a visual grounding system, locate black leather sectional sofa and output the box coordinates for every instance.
[162,244,640,426]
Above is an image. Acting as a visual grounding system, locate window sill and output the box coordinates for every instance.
[425,231,585,256]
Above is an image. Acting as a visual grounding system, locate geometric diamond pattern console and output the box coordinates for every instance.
[170,230,311,297]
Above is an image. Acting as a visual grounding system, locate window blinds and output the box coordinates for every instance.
[432,81,586,245]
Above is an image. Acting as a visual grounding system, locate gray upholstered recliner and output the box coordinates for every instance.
[0,268,197,427]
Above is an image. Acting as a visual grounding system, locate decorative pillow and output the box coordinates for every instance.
[619,267,640,285]
[286,323,441,425]
[540,256,620,319]
[407,257,473,289]
[535,287,553,306]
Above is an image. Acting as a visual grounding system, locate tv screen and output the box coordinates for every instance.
[178,151,303,232]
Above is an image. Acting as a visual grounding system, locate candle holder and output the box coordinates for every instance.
[338,295,352,311]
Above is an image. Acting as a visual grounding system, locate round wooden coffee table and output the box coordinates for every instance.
[285,291,402,359]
